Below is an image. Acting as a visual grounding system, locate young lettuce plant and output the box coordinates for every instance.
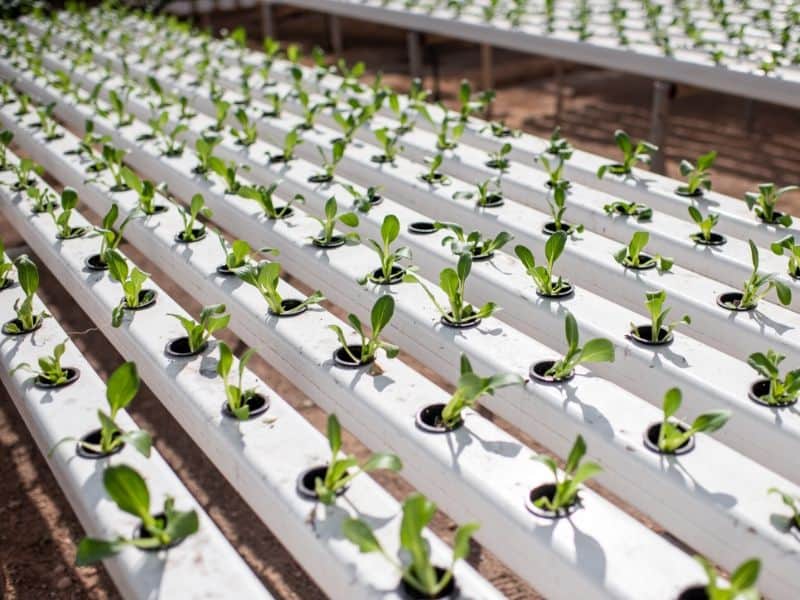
[653,388,730,453]
[216,231,278,273]
[536,312,614,381]
[544,182,583,235]
[343,493,478,598]
[434,222,512,260]
[98,144,128,192]
[231,108,258,147]
[485,143,512,173]
[688,206,724,244]
[748,350,800,406]
[239,183,304,220]
[630,289,691,344]
[602,199,652,221]
[438,354,523,429]
[34,102,62,141]
[371,127,403,164]
[176,194,212,242]
[3,255,49,335]
[193,135,222,175]
[329,295,399,367]
[12,158,44,192]
[310,197,359,248]
[106,250,155,328]
[120,168,165,216]
[614,231,673,271]
[771,235,800,277]
[168,304,231,355]
[452,177,504,208]
[10,338,74,386]
[596,130,658,178]
[721,240,792,309]
[676,151,717,196]
[26,185,56,214]
[0,130,13,171]
[360,214,412,284]
[537,154,568,189]
[309,141,345,184]
[544,126,574,159]
[234,261,324,316]
[407,254,497,327]
[216,342,262,420]
[418,154,450,186]
[456,79,494,121]
[768,488,800,530]
[691,556,760,600]
[209,158,250,195]
[0,239,12,289]
[310,413,402,504]
[76,464,198,564]
[532,435,601,514]
[207,99,230,133]
[49,188,88,239]
[514,231,572,298]
[268,128,302,163]
[745,182,797,226]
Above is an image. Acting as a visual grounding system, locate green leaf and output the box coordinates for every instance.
[452,522,479,561]
[120,429,152,458]
[75,538,121,565]
[381,214,400,245]
[370,295,395,336]
[103,464,151,521]
[362,452,402,472]
[564,312,579,353]
[15,254,39,297]
[106,362,139,414]
[565,435,586,474]
[729,558,760,591]
[691,411,730,434]
[578,338,614,364]
[327,413,342,457]
[163,508,199,542]
[342,518,383,553]
[662,388,682,419]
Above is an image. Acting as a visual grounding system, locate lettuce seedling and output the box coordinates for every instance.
[10,338,71,385]
[515,234,572,296]
[485,143,512,173]
[545,311,614,380]
[34,102,61,141]
[4,255,49,334]
[688,206,721,243]
[596,130,658,178]
[419,154,450,186]
[25,185,55,214]
[238,183,304,220]
[53,362,151,459]
[456,79,494,121]
[209,158,250,195]
[546,181,583,234]
[107,89,133,128]
[656,388,729,453]
[76,464,198,564]
[360,214,412,284]
[748,350,800,405]
[231,108,257,147]
[534,435,601,512]
[676,151,717,196]
[452,178,504,208]
[768,488,800,529]
[313,413,401,504]
[544,126,574,159]
[614,231,673,271]
[310,197,359,246]
[208,99,230,132]
[440,354,523,428]
[537,154,568,189]
[216,342,259,420]
[177,194,212,242]
[372,127,403,164]
[48,188,86,239]
[13,93,30,117]
[98,144,128,191]
[745,182,797,226]
[269,128,303,163]
[692,555,760,600]
[771,235,800,276]
[328,295,400,364]
[235,261,324,315]
[343,493,478,598]
[311,141,345,183]
[631,290,690,345]
[432,114,464,150]
[120,168,163,215]
[146,75,174,109]
[736,240,792,308]
[150,112,188,157]
[96,203,138,263]
[194,135,222,175]
[12,158,43,191]
[408,254,497,325]
[435,222,512,259]
[106,250,154,328]
[216,231,278,271]
[0,130,13,171]
[169,304,230,354]
[0,239,12,288]
[177,96,196,121]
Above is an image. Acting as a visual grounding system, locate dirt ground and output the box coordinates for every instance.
[2,5,797,600]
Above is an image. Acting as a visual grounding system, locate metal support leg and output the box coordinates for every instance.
[260,1,276,39]
[649,80,671,174]
[553,61,564,126]
[480,43,494,119]
[407,31,423,80]
[328,15,343,56]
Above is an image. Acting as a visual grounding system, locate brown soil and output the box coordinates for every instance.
[3,4,788,599]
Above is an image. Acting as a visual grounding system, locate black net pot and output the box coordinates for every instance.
[676,586,709,600]
[312,235,345,249]
[268,153,290,164]
[642,422,696,456]
[535,281,574,299]
[408,221,438,235]
[174,228,207,243]
[440,312,481,329]
[76,428,124,460]
[216,264,236,276]
[0,277,14,291]
[414,403,463,434]
[525,483,580,519]
[144,204,169,216]
[267,207,294,220]
[368,265,406,285]
[541,221,577,236]
[470,249,494,262]
[484,159,508,171]
[296,464,350,500]
[109,184,131,193]
[758,211,787,226]
[620,254,657,270]
[748,379,798,408]
[605,164,630,177]
[716,292,755,312]
[790,267,800,281]
[221,393,270,420]
[34,367,81,390]
[122,289,157,311]
[399,567,458,599]
[544,180,573,191]
[165,337,208,358]
[628,325,673,346]
[418,173,449,185]
[675,187,704,198]
[529,360,574,385]
[56,226,89,240]
[135,512,187,552]
[477,194,504,208]
[370,154,394,165]
[332,345,374,369]
[31,201,57,214]
[690,232,727,246]
[267,298,309,318]
[2,316,44,336]
[307,173,334,184]
[84,253,109,271]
